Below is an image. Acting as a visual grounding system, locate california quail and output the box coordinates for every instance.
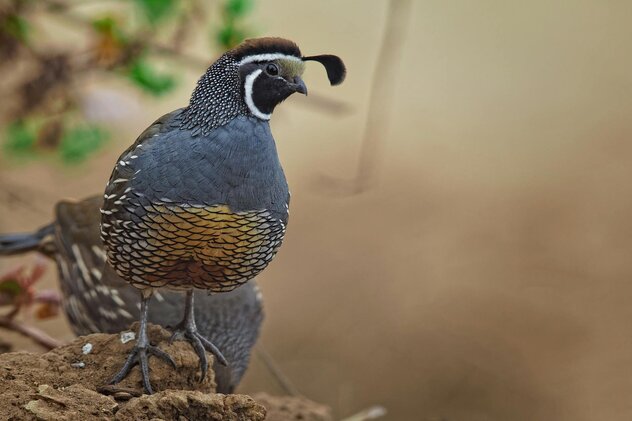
[0,196,263,393]
[100,37,345,393]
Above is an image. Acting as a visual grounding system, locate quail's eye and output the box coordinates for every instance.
[265,63,279,76]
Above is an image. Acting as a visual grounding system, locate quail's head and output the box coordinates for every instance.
[186,37,346,127]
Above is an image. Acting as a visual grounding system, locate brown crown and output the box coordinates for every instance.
[227,37,302,60]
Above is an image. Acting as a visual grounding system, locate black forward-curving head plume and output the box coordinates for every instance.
[302,54,346,85]
[229,38,346,85]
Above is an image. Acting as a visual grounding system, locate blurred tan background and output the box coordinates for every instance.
[2,1,632,420]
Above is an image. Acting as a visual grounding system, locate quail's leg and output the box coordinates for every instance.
[110,290,175,394]
[170,290,228,380]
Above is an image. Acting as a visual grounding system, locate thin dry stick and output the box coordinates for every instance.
[353,0,412,193]
[255,345,301,396]
[0,315,62,350]
[340,406,388,421]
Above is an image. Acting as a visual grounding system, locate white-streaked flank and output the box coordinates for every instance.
[244,69,271,120]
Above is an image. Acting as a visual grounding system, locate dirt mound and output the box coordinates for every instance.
[1,323,216,395]
[0,323,266,420]
[0,323,332,420]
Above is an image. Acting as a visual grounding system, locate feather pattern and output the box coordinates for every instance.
[102,111,289,292]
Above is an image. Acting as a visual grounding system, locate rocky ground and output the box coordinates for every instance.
[0,324,331,420]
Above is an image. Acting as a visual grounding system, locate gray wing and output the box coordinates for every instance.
[55,196,139,334]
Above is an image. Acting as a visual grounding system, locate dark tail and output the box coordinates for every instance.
[0,224,55,256]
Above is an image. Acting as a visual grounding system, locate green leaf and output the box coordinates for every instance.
[216,0,254,50]
[224,0,253,17]
[128,59,176,95]
[4,120,36,154]
[216,24,247,50]
[92,16,127,44]
[135,0,176,24]
[0,279,22,297]
[59,126,108,163]
[92,16,116,33]
[4,15,29,42]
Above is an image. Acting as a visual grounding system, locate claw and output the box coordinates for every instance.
[168,330,184,344]
[169,326,228,381]
[138,348,151,394]
[110,344,175,394]
[151,345,177,368]
[186,331,209,380]
[196,332,228,366]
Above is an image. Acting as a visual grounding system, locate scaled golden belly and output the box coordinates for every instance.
[106,203,285,292]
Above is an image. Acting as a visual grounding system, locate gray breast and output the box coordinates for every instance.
[131,116,289,221]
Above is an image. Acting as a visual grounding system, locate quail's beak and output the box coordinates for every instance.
[291,76,308,95]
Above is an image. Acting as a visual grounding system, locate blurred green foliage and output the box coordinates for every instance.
[128,58,176,96]
[59,126,108,164]
[92,16,128,45]
[2,0,256,165]
[5,121,36,156]
[4,119,108,164]
[217,0,253,49]
[0,279,22,298]
[3,14,29,42]
[135,0,175,24]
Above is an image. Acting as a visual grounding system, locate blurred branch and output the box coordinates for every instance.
[316,0,412,194]
[340,406,387,421]
[354,0,412,192]
[0,260,63,350]
[40,0,199,65]
[0,314,62,350]
[256,345,301,397]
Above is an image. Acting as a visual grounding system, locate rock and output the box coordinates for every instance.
[253,393,333,421]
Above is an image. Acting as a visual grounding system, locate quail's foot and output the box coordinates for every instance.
[169,319,228,381]
[109,292,175,395]
[110,341,175,394]
[110,324,176,395]
[169,290,228,381]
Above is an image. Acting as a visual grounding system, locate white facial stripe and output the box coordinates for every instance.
[238,53,302,66]
[244,69,271,120]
